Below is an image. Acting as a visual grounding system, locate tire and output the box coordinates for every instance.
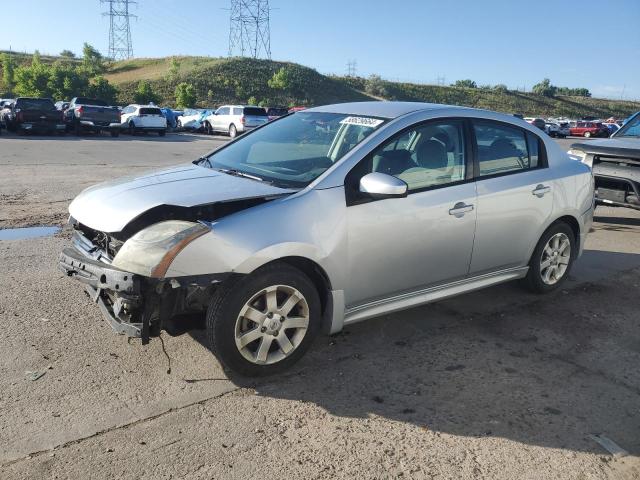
[110,129,120,137]
[74,121,81,136]
[523,222,575,294]
[17,125,26,136]
[158,129,166,137]
[206,263,321,376]
[229,124,237,139]
[128,122,135,135]
[584,131,591,138]
[204,121,213,135]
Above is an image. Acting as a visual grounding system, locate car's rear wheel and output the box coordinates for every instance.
[206,263,320,376]
[158,129,166,137]
[204,121,213,135]
[523,222,575,293]
[110,129,119,138]
[229,124,237,138]
[584,131,591,138]
[128,121,135,135]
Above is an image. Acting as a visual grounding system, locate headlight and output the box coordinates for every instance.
[112,221,209,278]
[567,149,587,163]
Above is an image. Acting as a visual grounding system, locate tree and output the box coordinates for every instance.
[493,84,508,93]
[167,57,181,82]
[365,74,388,98]
[453,79,477,89]
[174,82,196,108]
[14,61,51,97]
[134,80,159,104]
[87,76,118,104]
[532,78,557,97]
[47,62,89,100]
[268,67,292,90]
[32,50,42,66]
[60,50,76,59]
[1,53,15,94]
[82,43,104,75]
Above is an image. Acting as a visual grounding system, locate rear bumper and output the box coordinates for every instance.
[79,120,120,129]
[21,122,65,131]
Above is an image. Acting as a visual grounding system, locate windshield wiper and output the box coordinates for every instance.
[216,168,269,183]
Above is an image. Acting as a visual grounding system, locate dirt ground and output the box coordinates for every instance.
[0,133,639,479]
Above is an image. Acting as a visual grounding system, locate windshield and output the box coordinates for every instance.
[615,112,640,137]
[75,98,107,106]
[16,98,55,110]
[202,112,386,188]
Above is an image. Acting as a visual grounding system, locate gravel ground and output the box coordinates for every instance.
[0,132,639,479]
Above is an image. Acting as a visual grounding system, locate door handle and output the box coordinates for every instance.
[449,202,474,216]
[532,184,551,197]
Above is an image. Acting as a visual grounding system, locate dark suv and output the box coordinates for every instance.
[569,112,640,210]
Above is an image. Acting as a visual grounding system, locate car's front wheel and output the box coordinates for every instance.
[229,124,237,138]
[206,263,321,376]
[584,131,591,138]
[524,222,575,293]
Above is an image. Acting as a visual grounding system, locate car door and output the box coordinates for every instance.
[344,119,477,307]
[469,120,553,275]
[213,107,229,131]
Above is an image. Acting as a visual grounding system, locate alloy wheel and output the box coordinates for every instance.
[234,285,309,365]
[539,233,571,285]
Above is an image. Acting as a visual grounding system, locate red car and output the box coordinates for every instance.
[570,121,608,138]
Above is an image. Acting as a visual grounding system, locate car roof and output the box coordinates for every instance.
[306,101,465,119]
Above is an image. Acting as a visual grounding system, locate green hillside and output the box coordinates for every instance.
[106,56,639,118]
[2,50,638,118]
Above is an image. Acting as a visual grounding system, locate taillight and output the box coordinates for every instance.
[241,116,246,125]
[77,106,84,117]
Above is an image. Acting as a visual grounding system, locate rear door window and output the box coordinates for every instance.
[218,107,230,115]
[473,121,544,177]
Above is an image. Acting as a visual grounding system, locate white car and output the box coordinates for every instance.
[204,105,269,138]
[120,105,167,136]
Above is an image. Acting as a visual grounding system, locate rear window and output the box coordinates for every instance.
[243,107,267,116]
[267,108,288,116]
[139,107,162,115]
[75,98,107,106]
[16,98,55,110]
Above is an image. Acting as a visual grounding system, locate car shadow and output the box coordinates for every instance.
[187,250,640,456]
[594,215,640,228]
[0,132,206,142]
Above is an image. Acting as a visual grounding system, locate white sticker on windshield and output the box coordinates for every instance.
[340,116,384,128]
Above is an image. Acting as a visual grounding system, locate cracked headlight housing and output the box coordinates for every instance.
[112,221,209,278]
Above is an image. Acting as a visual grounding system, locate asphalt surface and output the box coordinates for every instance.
[0,132,639,479]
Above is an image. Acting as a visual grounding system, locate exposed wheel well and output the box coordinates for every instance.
[553,215,580,245]
[260,257,332,315]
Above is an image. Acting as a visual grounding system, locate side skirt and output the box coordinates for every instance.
[342,266,529,327]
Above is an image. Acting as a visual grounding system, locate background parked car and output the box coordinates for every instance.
[160,107,177,129]
[266,107,288,121]
[203,105,268,138]
[524,117,546,131]
[120,104,167,136]
[177,108,210,131]
[569,121,608,138]
[4,97,65,135]
[64,97,121,137]
[558,122,571,138]
[55,101,70,112]
[602,122,620,137]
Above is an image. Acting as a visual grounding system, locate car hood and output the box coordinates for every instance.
[571,137,640,158]
[69,164,295,233]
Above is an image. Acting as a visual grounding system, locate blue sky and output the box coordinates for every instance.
[3,0,640,99]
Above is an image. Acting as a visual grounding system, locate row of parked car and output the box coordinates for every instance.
[0,96,304,138]
[523,116,625,138]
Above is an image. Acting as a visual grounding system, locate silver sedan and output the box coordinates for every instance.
[60,102,594,376]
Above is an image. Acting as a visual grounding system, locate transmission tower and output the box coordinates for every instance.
[346,60,357,77]
[228,0,272,59]
[101,0,136,60]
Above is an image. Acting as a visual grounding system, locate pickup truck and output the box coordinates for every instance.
[568,111,640,211]
[64,97,121,137]
[4,97,65,135]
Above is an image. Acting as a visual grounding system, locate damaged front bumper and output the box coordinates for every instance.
[59,247,145,337]
[59,244,232,343]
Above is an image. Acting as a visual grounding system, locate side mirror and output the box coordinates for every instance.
[359,172,408,199]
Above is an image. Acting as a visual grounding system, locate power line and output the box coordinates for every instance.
[101,0,137,60]
[228,0,271,59]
